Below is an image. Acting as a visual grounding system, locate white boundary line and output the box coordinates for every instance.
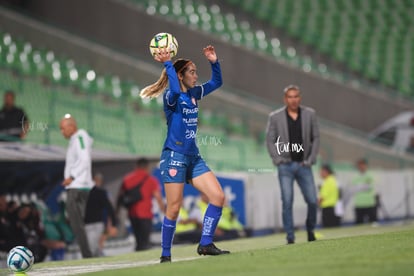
[27,256,200,276]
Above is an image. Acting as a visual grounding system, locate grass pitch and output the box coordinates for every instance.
[2,221,414,276]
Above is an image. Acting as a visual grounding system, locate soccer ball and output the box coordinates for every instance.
[7,246,34,273]
[149,32,179,58]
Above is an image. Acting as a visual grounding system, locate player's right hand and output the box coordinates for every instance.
[154,47,171,63]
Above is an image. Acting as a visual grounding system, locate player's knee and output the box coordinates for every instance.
[210,190,225,207]
[166,204,180,220]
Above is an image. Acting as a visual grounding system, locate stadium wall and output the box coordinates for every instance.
[244,170,414,231]
[1,156,413,234]
[5,0,414,132]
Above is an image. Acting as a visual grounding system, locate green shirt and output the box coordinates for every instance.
[352,171,376,208]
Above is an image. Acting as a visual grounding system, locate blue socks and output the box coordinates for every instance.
[199,204,223,246]
[161,204,222,257]
[161,217,176,257]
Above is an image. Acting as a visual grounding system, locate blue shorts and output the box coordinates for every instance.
[160,149,210,183]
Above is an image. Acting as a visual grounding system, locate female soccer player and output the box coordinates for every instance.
[140,45,229,263]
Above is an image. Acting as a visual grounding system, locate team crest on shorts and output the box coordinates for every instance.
[169,168,177,177]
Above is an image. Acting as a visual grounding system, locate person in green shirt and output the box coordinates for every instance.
[352,158,377,224]
[318,164,341,227]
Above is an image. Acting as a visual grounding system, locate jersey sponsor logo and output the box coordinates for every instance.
[182,107,198,115]
[169,160,184,167]
[185,129,197,139]
[182,117,198,125]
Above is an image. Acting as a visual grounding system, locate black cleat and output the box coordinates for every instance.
[287,239,295,245]
[197,243,230,256]
[160,256,171,263]
[308,231,316,242]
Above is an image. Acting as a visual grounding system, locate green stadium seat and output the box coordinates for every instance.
[218,0,414,99]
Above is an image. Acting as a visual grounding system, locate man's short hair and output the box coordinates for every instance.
[283,85,300,94]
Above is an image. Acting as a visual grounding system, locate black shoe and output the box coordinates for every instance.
[287,239,295,245]
[308,231,316,242]
[160,256,171,263]
[197,243,230,256]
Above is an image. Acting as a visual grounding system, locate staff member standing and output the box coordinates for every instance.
[266,85,320,244]
[60,114,93,258]
[118,158,165,251]
[352,158,377,224]
[318,164,341,227]
[85,173,118,257]
[0,90,29,141]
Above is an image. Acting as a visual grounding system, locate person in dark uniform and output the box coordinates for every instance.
[85,173,118,257]
[0,91,29,141]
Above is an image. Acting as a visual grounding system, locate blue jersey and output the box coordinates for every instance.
[162,60,222,155]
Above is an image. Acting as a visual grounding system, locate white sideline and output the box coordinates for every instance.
[28,256,200,276]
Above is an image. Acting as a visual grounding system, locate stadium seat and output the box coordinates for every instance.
[219,0,414,99]
[0,28,274,171]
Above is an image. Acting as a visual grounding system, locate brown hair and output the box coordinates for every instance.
[140,59,193,98]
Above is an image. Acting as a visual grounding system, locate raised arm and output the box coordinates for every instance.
[192,45,223,100]
[154,48,181,106]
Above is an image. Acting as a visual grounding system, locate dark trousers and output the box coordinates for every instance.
[130,217,153,251]
[66,189,92,258]
[321,207,341,228]
[278,162,318,242]
[355,207,377,224]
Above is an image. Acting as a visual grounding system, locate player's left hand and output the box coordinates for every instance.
[203,45,217,63]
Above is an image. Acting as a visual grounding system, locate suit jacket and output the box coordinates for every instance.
[266,106,320,166]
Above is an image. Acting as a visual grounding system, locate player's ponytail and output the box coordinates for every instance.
[140,69,168,98]
[140,58,192,99]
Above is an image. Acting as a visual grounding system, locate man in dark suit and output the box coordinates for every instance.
[266,85,320,244]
